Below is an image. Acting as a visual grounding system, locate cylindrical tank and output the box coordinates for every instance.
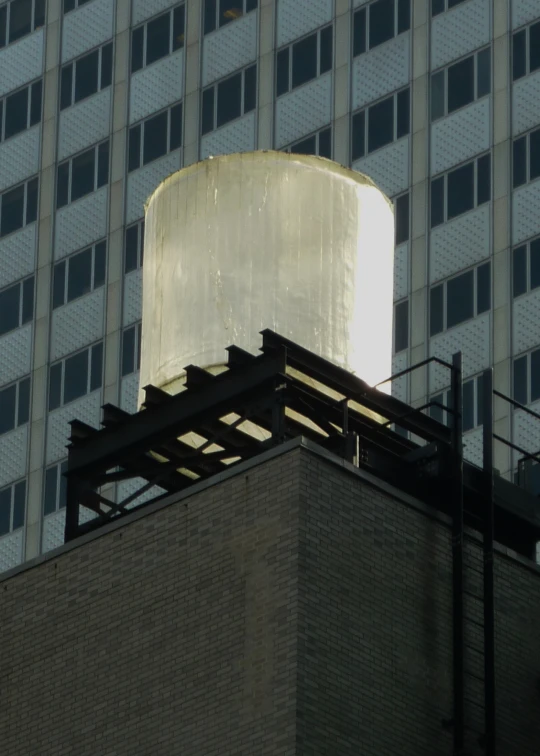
[140,151,394,405]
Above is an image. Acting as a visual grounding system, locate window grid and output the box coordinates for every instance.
[0,176,39,238]
[353,0,411,57]
[276,25,333,97]
[430,261,491,336]
[512,126,540,189]
[63,0,93,12]
[0,78,42,142]
[124,220,145,273]
[512,19,540,81]
[56,140,109,209]
[0,479,26,537]
[430,373,484,432]
[43,460,68,515]
[513,347,540,406]
[351,87,410,161]
[394,299,409,353]
[128,103,183,173]
[121,322,142,377]
[284,126,332,160]
[430,46,491,122]
[204,0,258,35]
[0,0,45,48]
[394,192,409,244]
[431,0,468,17]
[48,341,104,411]
[513,236,540,298]
[0,375,30,436]
[131,4,185,74]
[60,42,113,111]
[430,153,491,228]
[52,241,107,309]
[201,64,257,135]
[0,275,34,336]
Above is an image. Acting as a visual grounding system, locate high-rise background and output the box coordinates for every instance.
[0,0,539,572]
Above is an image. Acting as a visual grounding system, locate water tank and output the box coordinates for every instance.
[140,151,394,404]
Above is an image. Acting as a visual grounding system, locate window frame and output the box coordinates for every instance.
[0,274,34,336]
[201,64,257,135]
[121,322,142,377]
[203,0,258,35]
[394,192,410,245]
[0,0,45,49]
[0,176,39,238]
[124,219,145,273]
[430,373,484,432]
[393,299,409,354]
[276,24,333,97]
[0,479,26,537]
[512,235,540,298]
[48,341,104,411]
[429,261,491,336]
[430,153,491,228]
[351,86,410,161]
[63,0,93,13]
[56,140,109,209]
[0,77,43,142]
[127,103,183,173]
[513,347,540,406]
[130,4,186,74]
[59,41,114,111]
[512,126,540,189]
[284,126,332,159]
[43,460,68,516]
[430,46,491,122]
[52,240,107,309]
[512,19,540,81]
[352,0,411,57]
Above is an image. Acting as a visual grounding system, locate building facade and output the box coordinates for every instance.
[0,0,539,570]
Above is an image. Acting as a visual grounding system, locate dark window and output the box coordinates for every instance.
[217,72,242,127]
[57,162,69,208]
[1,184,25,237]
[0,282,20,335]
[0,384,16,434]
[172,5,185,50]
[17,376,30,425]
[202,88,215,135]
[447,161,474,220]
[353,8,366,56]
[530,128,540,181]
[394,300,408,352]
[143,110,168,164]
[100,42,113,89]
[397,0,410,33]
[531,22,540,74]
[512,29,526,80]
[446,269,473,328]
[431,0,444,14]
[12,480,25,529]
[531,348,540,402]
[430,284,443,336]
[170,102,183,149]
[49,362,62,410]
[447,56,474,114]
[511,244,525,298]
[122,325,136,376]
[60,65,73,110]
[292,33,317,89]
[9,0,32,44]
[146,13,170,67]
[204,0,257,33]
[94,241,106,287]
[22,276,33,322]
[369,0,394,49]
[97,140,109,187]
[292,135,316,156]
[204,0,217,34]
[276,48,289,96]
[477,153,491,205]
[125,222,144,273]
[368,95,394,152]
[30,79,42,124]
[131,26,144,72]
[319,25,332,74]
[128,124,141,171]
[44,465,59,515]
[395,193,409,244]
[430,176,444,228]
[90,342,103,391]
[74,49,99,103]
[243,64,256,113]
[513,136,527,188]
[513,355,527,405]
[53,260,66,308]
[462,379,474,432]
[476,261,490,314]
[4,87,28,139]
[476,47,491,98]
[63,349,89,404]
[71,148,95,201]
[431,70,445,121]
[396,88,409,138]
[318,128,331,159]
[67,247,92,301]
[0,6,6,48]
[531,239,540,291]
[0,487,10,535]
[352,110,365,161]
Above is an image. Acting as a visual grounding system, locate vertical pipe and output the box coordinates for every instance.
[451,352,464,754]
[482,368,496,755]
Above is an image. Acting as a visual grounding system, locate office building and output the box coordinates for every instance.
[0,0,539,571]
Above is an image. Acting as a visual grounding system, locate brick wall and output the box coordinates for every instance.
[1,443,539,755]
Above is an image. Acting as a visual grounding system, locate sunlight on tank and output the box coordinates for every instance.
[139,151,394,407]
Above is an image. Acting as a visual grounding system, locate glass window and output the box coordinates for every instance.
[94,241,106,288]
[476,48,491,98]
[512,29,526,80]
[49,362,62,410]
[221,0,243,26]
[125,225,139,272]
[352,110,365,161]
[170,102,183,150]
[22,276,33,322]
[216,72,242,128]
[276,48,289,96]
[447,56,474,114]
[26,177,38,223]
[430,284,443,335]
[172,5,185,50]
[396,88,409,138]
[71,148,95,202]
[202,87,214,134]
[60,65,73,110]
[57,162,69,208]
[447,161,474,220]
[318,128,331,159]
[143,110,168,165]
[530,22,540,74]
[462,379,474,432]
[397,0,410,34]
[531,348,540,402]
[1,184,25,237]
[0,283,20,335]
[476,373,484,427]
[430,176,444,227]
[146,13,170,67]
[530,128,540,182]
[476,261,490,314]
[513,245,527,298]
[10,479,24,528]
[67,248,92,302]
[9,0,32,44]
[17,376,30,425]
[530,239,540,291]
[0,384,16,435]
[243,64,256,113]
[291,33,317,89]
[0,488,10,536]
[44,466,58,515]
[293,135,316,156]
[395,193,409,244]
[394,300,408,352]
[128,124,141,171]
[431,0,444,15]
[0,6,6,48]
[131,26,144,73]
[477,153,491,205]
[368,95,394,152]
[369,0,394,49]
[97,141,109,187]
[431,70,445,121]
[513,137,527,188]
[447,269,474,328]
[122,326,136,376]
[90,342,103,391]
[53,260,66,308]
[30,79,42,125]
[64,350,89,404]
[5,87,28,139]
[100,42,113,89]
[75,50,99,103]
[513,355,527,405]
[319,25,333,74]
[353,8,366,56]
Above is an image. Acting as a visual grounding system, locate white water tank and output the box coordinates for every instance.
[139,151,394,404]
